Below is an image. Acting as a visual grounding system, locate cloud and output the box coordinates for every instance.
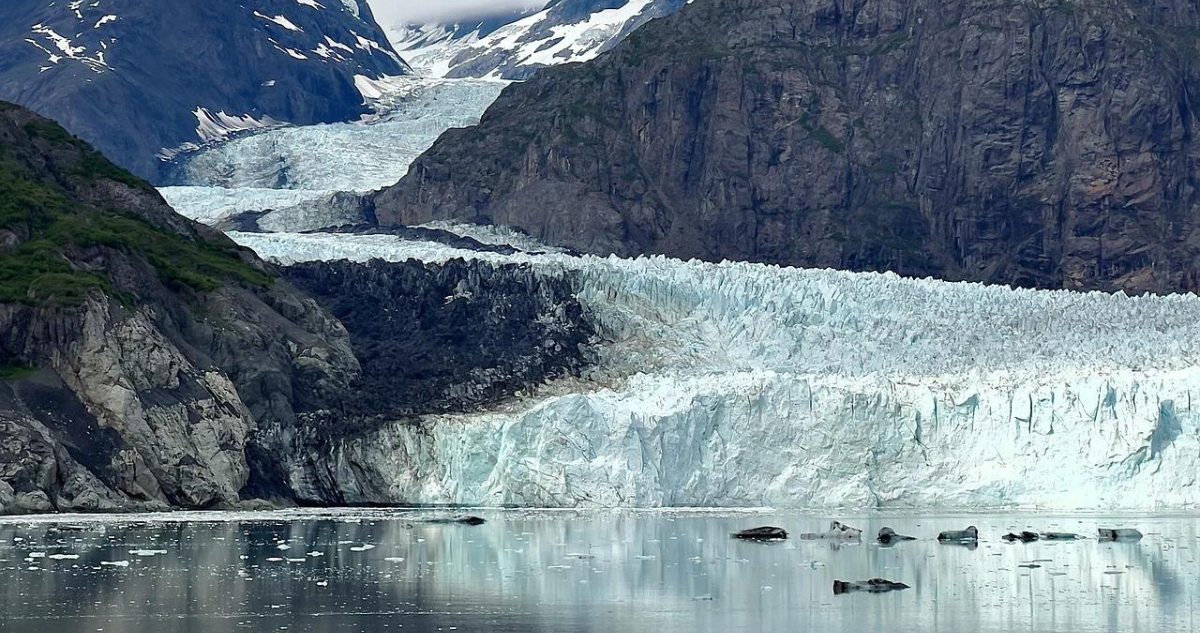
[366,0,548,25]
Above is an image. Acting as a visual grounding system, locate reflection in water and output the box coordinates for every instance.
[0,511,1196,633]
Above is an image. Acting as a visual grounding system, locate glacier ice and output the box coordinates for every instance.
[234,230,1200,510]
[161,77,507,228]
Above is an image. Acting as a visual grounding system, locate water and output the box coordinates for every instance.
[0,510,1196,633]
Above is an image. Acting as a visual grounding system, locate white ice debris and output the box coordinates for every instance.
[233,229,1200,511]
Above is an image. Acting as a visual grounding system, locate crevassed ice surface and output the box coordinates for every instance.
[159,77,507,228]
[233,230,1200,511]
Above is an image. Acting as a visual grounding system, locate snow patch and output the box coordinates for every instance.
[192,108,281,143]
[254,11,304,33]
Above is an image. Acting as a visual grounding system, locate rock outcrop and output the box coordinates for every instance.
[281,258,597,503]
[0,102,360,513]
[376,0,1200,294]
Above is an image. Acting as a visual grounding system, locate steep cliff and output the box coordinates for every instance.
[282,258,597,503]
[0,102,361,514]
[376,0,1200,294]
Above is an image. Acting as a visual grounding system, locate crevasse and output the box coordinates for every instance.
[236,230,1200,510]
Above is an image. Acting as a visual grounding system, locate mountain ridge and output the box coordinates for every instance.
[375,0,1200,294]
[0,0,408,181]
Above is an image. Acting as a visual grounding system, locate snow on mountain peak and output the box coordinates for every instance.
[390,0,688,79]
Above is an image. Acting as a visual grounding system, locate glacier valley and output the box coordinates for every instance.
[233,229,1200,510]
[159,77,507,231]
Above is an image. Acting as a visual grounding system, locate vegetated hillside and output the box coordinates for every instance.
[0,101,360,514]
[0,102,603,513]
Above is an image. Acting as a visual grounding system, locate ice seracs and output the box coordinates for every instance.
[163,77,505,230]
[228,228,1200,511]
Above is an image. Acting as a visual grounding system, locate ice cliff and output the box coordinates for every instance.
[235,230,1200,510]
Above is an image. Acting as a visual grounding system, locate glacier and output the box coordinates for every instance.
[233,229,1200,510]
[160,77,507,229]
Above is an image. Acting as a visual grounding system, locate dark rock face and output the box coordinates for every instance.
[283,259,596,424]
[376,0,1200,294]
[0,0,408,181]
[0,103,360,513]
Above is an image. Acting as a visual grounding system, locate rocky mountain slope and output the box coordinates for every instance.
[393,0,688,78]
[376,0,1200,294]
[0,102,597,513]
[0,0,408,181]
[0,101,362,514]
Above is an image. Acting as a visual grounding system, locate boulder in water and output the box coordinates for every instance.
[877,527,917,544]
[732,526,788,541]
[801,521,862,540]
[937,526,979,542]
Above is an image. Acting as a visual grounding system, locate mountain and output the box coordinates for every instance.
[0,102,598,513]
[375,0,1200,295]
[0,101,363,513]
[392,0,689,78]
[388,6,541,64]
[0,0,409,182]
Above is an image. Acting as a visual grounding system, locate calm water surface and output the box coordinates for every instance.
[0,510,1196,633]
